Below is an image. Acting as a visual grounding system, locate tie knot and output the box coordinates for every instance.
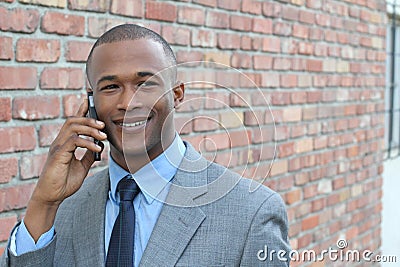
[117,176,140,202]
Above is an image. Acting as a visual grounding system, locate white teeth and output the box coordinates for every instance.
[120,120,147,127]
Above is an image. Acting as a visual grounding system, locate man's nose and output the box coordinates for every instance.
[116,87,143,111]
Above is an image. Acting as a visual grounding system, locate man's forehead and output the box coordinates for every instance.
[92,38,164,57]
[87,38,176,85]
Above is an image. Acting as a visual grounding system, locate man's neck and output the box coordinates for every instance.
[110,137,175,174]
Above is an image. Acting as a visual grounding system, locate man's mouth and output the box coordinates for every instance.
[118,119,147,127]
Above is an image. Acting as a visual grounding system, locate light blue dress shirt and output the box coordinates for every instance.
[10,134,186,267]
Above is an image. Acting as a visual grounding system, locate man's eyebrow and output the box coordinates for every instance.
[137,71,156,77]
[97,75,117,86]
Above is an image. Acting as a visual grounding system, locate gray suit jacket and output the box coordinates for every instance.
[1,142,290,266]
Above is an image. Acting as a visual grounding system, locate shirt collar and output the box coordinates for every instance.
[108,133,186,204]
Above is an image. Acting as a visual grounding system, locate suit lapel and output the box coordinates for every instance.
[140,143,208,266]
[73,169,110,266]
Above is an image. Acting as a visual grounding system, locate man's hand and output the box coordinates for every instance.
[24,98,107,242]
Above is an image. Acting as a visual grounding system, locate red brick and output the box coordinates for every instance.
[253,55,273,70]
[216,71,240,87]
[0,158,18,183]
[278,142,295,158]
[0,7,39,33]
[193,114,219,132]
[298,42,313,55]
[252,37,262,50]
[0,126,36,153]
[293,24,309,39]
[0,67,37,90]
[191,29,216,47]
[0,215,17,241]
[273,21,292,36]
[41,12,84,36]
[307,59,323,72]
[241,0,262,15]
[252,17,272,34]
[299,10,315,24]
[244,110,264,126]
[241,72,261,88]
[0,37,13,60]
[217,0,240,11]
[252,127,274,144]
[218,33,241,50]
[162,25,191,46]
[241,36,252,50]
[281,5,299,21]
[229,130,251,147]
[273,57,291,70]
[260,73,279,87]
[178,6,205,26]
[110,0,143,18]
[204,92,229,109]
[174,115,193,135]
[302,215,319,230]
[68,0,107,12]
[0,183,35,212]
[262,2,281,17]
[40,67,84,90]
[271,92,291,105]
[229,92,251,107]
[307,0,322,9]
[16,39,60,63]
[19,0,66,7]
[310,28,323,40]
[176,51,203,65]
[88,17,125,38]
[262,37,281,53]
[0,98,11,122]
[13,96,60,120]
[291,91,307,104]
[231,53,252,69]
[20,153,47,179]
[205,10,229,29]
[39,123,63,147]
[281,74,298,88]
[285,189,301,204]
[193,0,216,7]
[251,88,268,104]
[65,41,94,62]
[291,125,307,138]
[63,94,85,117]
[204,132,230,151]
[230,15,252,31]
[146,1,177,22]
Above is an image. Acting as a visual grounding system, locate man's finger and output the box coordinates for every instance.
[75,97,89,117]
[80,141,103,170]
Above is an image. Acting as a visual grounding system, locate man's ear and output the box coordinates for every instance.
[173,82,185,108]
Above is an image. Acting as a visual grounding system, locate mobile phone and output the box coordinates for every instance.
[87,92,101,161]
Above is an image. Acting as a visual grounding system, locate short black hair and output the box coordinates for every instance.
[86,24,177,86]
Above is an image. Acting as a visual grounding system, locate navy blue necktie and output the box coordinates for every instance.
[106,176,140,267]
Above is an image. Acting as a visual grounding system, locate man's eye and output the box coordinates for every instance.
[100,84,119,91]
[138,81,158,87]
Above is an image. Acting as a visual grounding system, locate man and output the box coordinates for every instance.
[1,24,290,266]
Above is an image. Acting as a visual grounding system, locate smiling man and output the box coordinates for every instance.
[1,24,290,267]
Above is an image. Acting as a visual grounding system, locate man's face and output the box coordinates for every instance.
[87,39,183,162]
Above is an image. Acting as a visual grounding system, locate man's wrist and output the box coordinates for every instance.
[23,198,59,243]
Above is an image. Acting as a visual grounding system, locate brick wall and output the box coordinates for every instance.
[0,0,386,265]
